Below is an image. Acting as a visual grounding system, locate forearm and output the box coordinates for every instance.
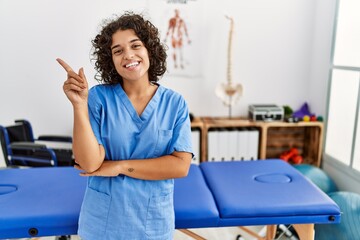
[72,103,104,172]
[119,153,191,180]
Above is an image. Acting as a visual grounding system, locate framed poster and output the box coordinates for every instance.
[148,0,204,77]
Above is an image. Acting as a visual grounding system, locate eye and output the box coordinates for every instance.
[132,44,142,49]
[112,49,123,55]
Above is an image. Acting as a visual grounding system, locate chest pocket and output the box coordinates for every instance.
[153,130,173,157]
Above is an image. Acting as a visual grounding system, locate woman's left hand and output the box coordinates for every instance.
[75,161,121,177]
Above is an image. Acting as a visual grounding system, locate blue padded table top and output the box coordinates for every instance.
[0,165,219,238]
[0,161,341,238]
[200,160,341,227]
[174,164,219,228]
[0,167,87,238]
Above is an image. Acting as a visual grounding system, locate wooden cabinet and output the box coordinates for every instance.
[191,117,324,167]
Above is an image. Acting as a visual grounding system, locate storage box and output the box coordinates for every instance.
[249,104,284,121]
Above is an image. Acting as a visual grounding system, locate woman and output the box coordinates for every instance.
[57,12,193,240]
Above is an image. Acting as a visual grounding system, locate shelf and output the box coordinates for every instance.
[191,117,323,167]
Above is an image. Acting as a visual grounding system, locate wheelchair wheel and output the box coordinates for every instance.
[236,234,245,240]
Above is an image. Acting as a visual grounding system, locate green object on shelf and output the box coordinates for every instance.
[317,116,324,122]
[283,105,293,117]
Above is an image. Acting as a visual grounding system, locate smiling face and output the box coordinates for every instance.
[111,29,150,84]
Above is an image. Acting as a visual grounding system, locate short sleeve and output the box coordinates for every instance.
[168,98,193,157]
[88,88,103,146]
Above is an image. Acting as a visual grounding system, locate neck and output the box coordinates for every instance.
[122,81,157,98]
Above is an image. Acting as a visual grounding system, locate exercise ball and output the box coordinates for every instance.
[293,164,338,194]
[315,191,360,240]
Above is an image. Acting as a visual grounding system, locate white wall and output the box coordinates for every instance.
[0,0,336,137]
[308,0,337,118]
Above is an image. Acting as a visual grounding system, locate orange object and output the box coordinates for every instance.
[280,148,299,162]
[291,154,303,164]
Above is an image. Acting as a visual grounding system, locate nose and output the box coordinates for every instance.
[123,48,134,60]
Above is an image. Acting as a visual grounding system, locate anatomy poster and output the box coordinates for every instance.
[148,0,204,77]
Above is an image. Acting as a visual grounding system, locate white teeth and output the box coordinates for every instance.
[126,62,139,68]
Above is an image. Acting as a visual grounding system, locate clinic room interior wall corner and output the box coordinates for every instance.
[0,0,335,135]
[307,0,337,118]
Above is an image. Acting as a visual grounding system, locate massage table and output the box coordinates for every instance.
[0,160,340,240]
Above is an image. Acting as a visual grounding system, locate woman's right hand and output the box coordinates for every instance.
[56,58,88,107]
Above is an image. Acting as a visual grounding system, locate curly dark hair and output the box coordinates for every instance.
[91,12,167,84]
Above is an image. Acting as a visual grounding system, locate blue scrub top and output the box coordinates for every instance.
[78,83,193,240]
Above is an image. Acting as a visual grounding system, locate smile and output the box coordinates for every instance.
[125,62,140,68]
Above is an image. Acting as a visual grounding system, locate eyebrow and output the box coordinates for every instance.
[111,38,141,50]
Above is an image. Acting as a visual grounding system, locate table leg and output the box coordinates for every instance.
[293,224,314,240]
[178,229,207,240]
[238,226,266,240]
[265,225,277,240]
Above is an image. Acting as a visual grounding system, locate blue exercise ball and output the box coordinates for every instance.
[293,164,338,194]
[315,191,360,240]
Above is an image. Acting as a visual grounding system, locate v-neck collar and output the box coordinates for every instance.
[115,83,163,124]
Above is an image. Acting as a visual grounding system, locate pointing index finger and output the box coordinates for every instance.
[56,58,74,73]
